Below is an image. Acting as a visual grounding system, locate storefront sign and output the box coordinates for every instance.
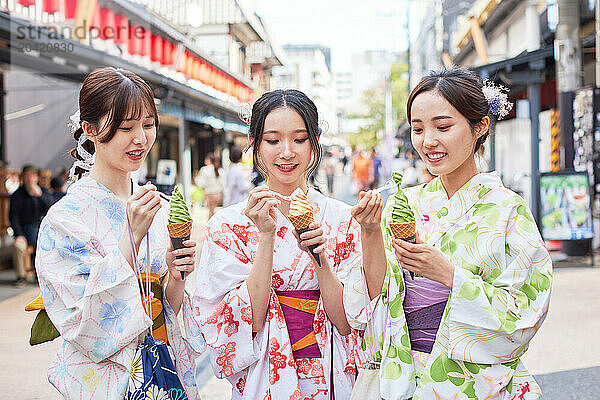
[539,171,594,240]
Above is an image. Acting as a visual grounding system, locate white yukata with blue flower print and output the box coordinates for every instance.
[36,177,205,400]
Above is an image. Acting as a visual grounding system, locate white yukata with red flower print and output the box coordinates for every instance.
[35,177,205,399]
[193,188,363,400]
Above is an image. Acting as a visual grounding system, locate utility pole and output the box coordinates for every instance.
[555,0,580,170]
[596,0,600,86]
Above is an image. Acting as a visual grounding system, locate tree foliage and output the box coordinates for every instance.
[346,59,410,150]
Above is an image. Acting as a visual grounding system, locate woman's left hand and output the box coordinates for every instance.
[391,233,454,288]
[166,239,197,282]
[293,222,328,267]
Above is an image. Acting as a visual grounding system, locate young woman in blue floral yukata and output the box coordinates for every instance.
[345,68,552,400]
[35,67,204,399]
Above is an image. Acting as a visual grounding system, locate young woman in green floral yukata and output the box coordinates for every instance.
[344,68,552,400]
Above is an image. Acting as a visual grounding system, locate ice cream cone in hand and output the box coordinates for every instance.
[288,188,321,267]
[389,221,416,243]
[389,172,417,278]
[168,187,192,279]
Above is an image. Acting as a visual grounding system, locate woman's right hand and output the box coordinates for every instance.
[126,183,162,244]
[244,185,279,234]
[351,190,383,232]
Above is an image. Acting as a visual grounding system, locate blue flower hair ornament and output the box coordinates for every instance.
[482,80,513,120]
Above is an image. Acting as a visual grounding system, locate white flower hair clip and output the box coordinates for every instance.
[238,103,252,127]
[318,117,328,136]
[68,109,81,133]
[482,80,513,120]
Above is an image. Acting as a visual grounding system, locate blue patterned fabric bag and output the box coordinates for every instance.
[124,221,188,400]
[125,333,188,400]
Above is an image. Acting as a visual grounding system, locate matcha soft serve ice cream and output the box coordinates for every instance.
[388,171,417,278]
[167,187,192,279]
[390,172,415,227]
[168,187,192,224]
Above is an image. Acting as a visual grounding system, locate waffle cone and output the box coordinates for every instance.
[167,220,193,238]
[389,221,416,242]
[288,212,314,230]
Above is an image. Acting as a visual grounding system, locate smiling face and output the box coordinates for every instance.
[257,106,312,195]
[410,90,486,182]
[86,104,157,176]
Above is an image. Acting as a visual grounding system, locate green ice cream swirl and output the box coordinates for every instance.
[390,172,414,223]
[168,187,191,224]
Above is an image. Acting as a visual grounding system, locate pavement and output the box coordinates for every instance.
[1,177,600,398]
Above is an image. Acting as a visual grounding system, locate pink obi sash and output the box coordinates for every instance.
[276,289,322,359]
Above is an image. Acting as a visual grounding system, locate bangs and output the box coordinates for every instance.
[97,76,158,143]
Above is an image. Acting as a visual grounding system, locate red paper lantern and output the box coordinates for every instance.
[42,0,60,13]
[151,35,162,63]
[192,59,200,80]
[218,72,227,92]
[161,40,172,65]
[226,77,234,96]
[199,62,209,84]
[89,4,100,32]
[17,0,36,7]
[99,8,115,41]
[128,24,141,55]
[209,68,218,89]
[170,42,178,65]
[138,28,151,56]
[113,14,128,45]
[211,68,219,88]
[65,0,77,19]
[175,50,186,73]
[185,52,194,76]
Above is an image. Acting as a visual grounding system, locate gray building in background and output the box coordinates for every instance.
[4,71,78,173]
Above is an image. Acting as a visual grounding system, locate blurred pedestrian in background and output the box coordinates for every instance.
[352,146,373,197]
[225,145,251,206]
[369,147,382,189]
[9,164,53,286]
[196,152,225,219]
[5,169,19,194]
[50,176,66,203]
[323,151,338,195]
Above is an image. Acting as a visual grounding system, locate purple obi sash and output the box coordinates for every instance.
[275,289,322,359]
[403,270,450,353]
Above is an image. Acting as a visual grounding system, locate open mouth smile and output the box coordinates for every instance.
[426,152,447,163]
[275,163,298,172]
[126,149,145,160]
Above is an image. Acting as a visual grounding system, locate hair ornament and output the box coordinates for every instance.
[68,109,81,133]
[482,80,513,120]
[318,117,329,136]
[238,102,252,127]
[68,112,95,181]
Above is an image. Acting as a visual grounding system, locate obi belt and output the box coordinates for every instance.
[24,272,169,346]
[276,289,322,359]
[403,270,450,354]
[138,272,168,344]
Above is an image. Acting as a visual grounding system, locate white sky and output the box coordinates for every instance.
[251,0,413,72]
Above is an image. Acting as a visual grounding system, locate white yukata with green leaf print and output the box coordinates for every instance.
[343,172,552,400]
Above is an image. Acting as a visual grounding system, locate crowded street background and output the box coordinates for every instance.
[0,0,599,399]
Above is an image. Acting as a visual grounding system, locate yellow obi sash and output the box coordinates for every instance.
[138,272,168,344]
[25,272,169,345]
